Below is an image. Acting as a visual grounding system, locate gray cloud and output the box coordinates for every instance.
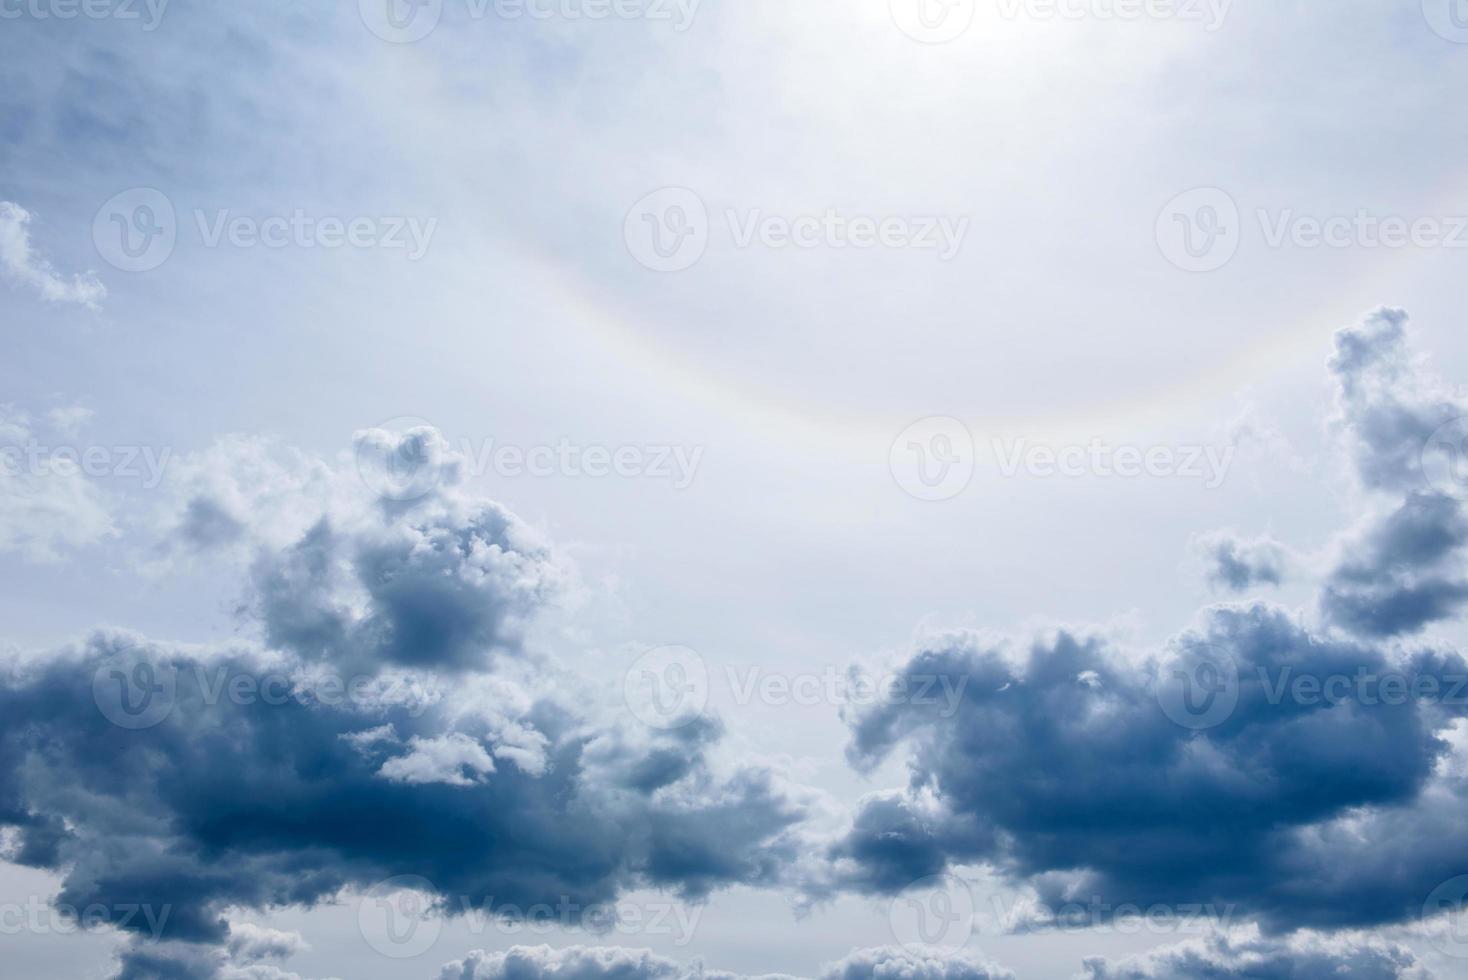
[1194,530,1289,593]
[825,311,1468,934]
[435,944,1012,980]
[1078,929,1432,979]
[0,430,813,962]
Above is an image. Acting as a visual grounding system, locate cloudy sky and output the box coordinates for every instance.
[4,1,1468,978]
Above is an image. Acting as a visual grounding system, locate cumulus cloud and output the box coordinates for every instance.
[434,944,1011,980]
[1193,530,1289,593]
[112,930,337,980]
[0,201,106,309]
[1078,928,1432,979]
[0,428,813,962]
[1313,309,1468,637]
[824,311,1468,934]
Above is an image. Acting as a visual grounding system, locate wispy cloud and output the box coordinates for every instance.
[0,201,106,310]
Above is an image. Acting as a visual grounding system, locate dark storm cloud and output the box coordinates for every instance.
[826,312,1468,933]
[0,431,812,960]
[831,606,1468,930]
[1316,310,1468,637]
[1320,491,1468,637]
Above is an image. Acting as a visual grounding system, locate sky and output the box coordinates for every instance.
[3,1,1468,978]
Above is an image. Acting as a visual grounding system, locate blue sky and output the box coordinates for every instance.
[4,2,1468,978]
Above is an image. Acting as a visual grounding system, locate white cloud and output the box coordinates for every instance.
[0,202,105,310]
